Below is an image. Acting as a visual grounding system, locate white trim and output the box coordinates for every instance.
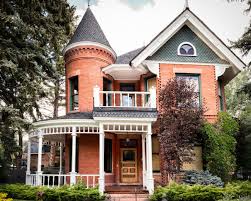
[131,9,245,77]
[177,42,197,56]
[145,59,231,67]
[63,41,116,59]
[102,64,148,80]
[94,117,157,122]
[33,119,97,127]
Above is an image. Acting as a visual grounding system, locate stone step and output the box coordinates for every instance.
[107,193,150,201]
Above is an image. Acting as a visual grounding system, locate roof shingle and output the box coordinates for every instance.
[67,8,113,50]
[115,47,145,64]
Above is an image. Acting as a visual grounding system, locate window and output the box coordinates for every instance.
[69,76,79,111]
[103,78,112,106]
[104,139,112,173]
[178,42,197,56]
[120,83,135,107]
[152,136,160,172]
[218,80,224,111]
[176,74,201,106]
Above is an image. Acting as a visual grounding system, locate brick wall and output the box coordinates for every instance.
[64,45,115,112]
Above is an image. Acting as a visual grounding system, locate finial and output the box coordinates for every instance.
[88,0,91,7]
[184,0,189,10]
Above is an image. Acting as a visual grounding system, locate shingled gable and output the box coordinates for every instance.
[63,7,116,57]
[130,8,245,82]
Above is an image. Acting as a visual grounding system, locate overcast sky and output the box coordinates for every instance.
[68,0,250,63]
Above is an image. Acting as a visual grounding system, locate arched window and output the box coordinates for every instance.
[178,42,197,56]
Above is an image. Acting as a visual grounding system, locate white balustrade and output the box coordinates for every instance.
[95,90,157,108]
[27,174,99,188]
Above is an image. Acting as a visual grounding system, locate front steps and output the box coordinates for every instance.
[105,185,149,201]
[106,193,149,201]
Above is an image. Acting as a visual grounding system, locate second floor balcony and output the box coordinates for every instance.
[93,86,157,109]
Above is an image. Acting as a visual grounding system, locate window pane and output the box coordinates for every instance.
[70,76,79,111]
[179,44,195,56]
[104,139,112,173]
[176,74,200,105]
[123,150,135,161]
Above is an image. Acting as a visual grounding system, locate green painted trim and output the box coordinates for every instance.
[69,78,73,111]
[218,80,224,111]
[175,73,202,107]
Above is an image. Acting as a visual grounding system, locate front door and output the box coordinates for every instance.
[120,148,137,183]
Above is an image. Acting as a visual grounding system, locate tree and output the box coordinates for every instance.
[158,78,205,184]
[0,0,75,169]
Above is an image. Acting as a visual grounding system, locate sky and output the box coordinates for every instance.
[68,0,250,62]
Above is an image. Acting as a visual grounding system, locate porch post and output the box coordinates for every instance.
[146,124,154,194]
[26,138,31,185]
[37,130,43,186]
[142,134,146,188]
[59,142,63,174]
[70,127,77,185]
[99,123,105,194]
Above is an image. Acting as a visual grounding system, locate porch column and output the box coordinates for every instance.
[37,131,43,186]
[70,127,77,185]
[142,134,146,188]
[146,124,154,194]
[99,123,105,194]
[26,138,31,185]
[59,142,63,174]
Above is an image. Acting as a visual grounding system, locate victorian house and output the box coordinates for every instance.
[25,5,244,195]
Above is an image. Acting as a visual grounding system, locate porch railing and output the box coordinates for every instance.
[93,86,156,108]
[26,173,99,188]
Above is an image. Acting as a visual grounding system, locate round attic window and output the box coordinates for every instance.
[178,42,197,56]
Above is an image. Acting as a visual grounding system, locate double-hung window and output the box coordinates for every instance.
[176,74,201,106]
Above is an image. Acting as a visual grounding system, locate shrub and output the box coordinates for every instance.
[150,181,251,201]
[0,193,12,201]
[202,112,239,181]
[150,183,224,201]
[0,184,105,201]
[183,170,224,187]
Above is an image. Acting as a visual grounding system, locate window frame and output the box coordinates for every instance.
[69,76,79,111]
[175,73,202,106]
[177,42,197,57]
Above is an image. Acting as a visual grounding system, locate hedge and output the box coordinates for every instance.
[0,184,105,201]
[150,181,251,201]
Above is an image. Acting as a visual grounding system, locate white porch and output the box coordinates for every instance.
[26,119,156,194]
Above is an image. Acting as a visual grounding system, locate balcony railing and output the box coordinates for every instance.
[93,86,156,108]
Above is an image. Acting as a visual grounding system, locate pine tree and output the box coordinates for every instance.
[0,0,75,169]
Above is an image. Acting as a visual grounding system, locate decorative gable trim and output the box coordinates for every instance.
[131,9,245,78]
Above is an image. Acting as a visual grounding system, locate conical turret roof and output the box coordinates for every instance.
[67,8,113,50]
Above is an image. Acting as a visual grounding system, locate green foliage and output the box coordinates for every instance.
[236,105,251,178]
[150,181,251,201]
[0,0,76,169]
[183,170,224,187]
[0,193,12,201]
[150,183,225,201]
[0,184,105,201]
[202,112,238,181]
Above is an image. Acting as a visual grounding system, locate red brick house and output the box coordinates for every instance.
[26,6,244,194]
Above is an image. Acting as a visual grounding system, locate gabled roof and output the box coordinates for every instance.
[130,8,245,77]
[64,8,115,56]
[116,47,145,64]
